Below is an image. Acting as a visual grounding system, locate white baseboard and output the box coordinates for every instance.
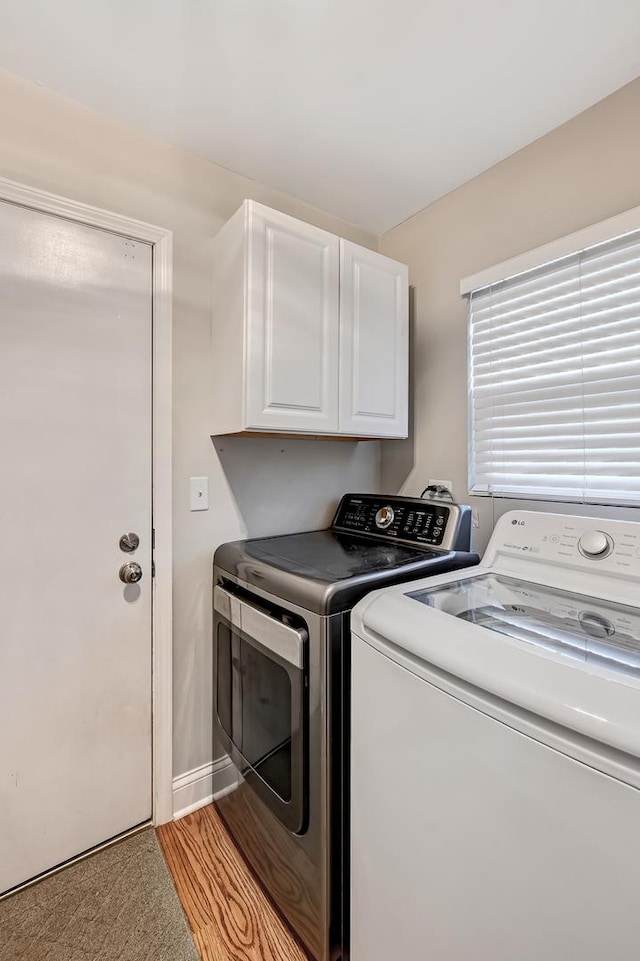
[172,754,238,820]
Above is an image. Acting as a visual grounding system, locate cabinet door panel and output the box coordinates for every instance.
[246,204,340,432]
[339,241,408,437]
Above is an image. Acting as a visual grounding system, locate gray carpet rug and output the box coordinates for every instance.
[0,829,200,961]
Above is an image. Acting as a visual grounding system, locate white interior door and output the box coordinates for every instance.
[245,202,340,433]
[339,240,408,437]
[0,201,153,895]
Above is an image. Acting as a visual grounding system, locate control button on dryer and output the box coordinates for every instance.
[375,506,395,529]
[578,530,613,559]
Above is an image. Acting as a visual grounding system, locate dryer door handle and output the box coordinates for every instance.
[213,585,306,668]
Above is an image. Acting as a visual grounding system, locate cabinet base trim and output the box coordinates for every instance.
[212,430,383,441]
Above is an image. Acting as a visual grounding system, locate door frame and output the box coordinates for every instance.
[0,176,174,825]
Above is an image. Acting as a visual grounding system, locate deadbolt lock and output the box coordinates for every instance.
[119,532,140,553]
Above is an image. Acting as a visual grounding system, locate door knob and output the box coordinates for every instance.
[119,562,143,584]
[119,532,140,553]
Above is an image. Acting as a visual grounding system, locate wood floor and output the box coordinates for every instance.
[157,804,310,961]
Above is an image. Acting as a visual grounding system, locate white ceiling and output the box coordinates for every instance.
[2,1,640,234]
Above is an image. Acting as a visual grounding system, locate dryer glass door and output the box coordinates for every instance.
[214,583,308,833]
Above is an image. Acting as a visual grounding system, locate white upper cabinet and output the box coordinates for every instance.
[211,200,408,438]
[245,204,340,433]
[339,241,408,437]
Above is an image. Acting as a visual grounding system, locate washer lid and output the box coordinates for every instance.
[410,573,640,678]
[353,569,640,760]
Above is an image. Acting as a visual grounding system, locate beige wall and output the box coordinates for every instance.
[0,69,380,779]
[380,76,640,553]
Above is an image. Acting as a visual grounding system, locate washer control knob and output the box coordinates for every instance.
[578,530,612,559]
[375,506,395,529]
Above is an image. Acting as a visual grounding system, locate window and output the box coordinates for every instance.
[467,225,640,505]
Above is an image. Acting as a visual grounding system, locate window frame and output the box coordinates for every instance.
[463,205,640,507]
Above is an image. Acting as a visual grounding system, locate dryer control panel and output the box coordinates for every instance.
[332,494,472,552]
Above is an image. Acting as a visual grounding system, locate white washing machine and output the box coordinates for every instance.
[350,510,640,961]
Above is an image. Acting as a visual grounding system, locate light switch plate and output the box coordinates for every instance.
[190,476,209,511]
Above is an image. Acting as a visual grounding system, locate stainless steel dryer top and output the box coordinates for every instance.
[214,493,479,614]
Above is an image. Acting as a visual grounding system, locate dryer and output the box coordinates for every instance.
[212,492,479,961]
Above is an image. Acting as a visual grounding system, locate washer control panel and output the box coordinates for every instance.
[489,511,640,576]
[333,494,456,547]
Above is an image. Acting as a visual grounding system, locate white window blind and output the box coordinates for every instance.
[469,228,640,505]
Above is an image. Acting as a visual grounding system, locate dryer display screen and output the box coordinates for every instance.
[334,494,450,546]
